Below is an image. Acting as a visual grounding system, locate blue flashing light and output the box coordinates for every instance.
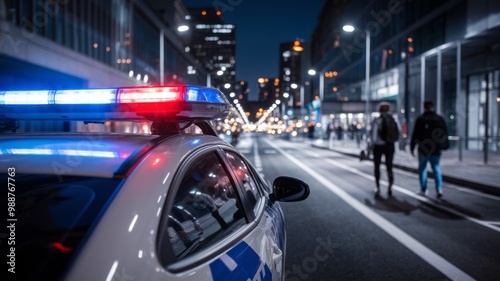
[186,86,226,103]
[0,90,50,104]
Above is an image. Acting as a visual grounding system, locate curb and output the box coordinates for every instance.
[311,144,500,197]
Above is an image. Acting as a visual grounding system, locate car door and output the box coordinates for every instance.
[156,146,282,281]
[221,149,286,281]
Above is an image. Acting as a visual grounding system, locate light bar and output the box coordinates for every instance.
[0,86,227,105]
[0,85,232,122]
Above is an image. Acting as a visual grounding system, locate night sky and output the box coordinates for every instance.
[183,0,325,100]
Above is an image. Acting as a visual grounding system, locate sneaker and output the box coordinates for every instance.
[374,187,380,196]
[418,189,428,196]
[436,192,443,199]
[388,188,392,197]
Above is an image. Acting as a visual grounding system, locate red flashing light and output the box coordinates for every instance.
[118,87,182,103]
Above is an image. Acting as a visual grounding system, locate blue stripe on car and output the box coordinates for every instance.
[210,241,272,281]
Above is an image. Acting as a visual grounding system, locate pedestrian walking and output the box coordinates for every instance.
[370,102,400,196]
[410,101,449,199]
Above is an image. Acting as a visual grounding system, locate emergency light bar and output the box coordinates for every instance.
[0,85,231,121]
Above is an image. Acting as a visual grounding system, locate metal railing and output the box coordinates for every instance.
[448,136,500,164]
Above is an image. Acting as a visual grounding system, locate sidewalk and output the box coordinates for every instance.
[305,137,500,196]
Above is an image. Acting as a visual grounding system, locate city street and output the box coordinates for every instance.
[2,1,499,280]
[236,133,500,281]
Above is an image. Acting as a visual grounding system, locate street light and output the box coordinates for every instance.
[343,24,371,131]
[160,24,191,85]
[177,24,189,32]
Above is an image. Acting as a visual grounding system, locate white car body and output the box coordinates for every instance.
[1,133,286,281]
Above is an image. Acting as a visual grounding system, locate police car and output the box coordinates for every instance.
[0,85,309,281]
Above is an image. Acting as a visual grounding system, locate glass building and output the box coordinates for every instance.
[311,0,500,156]
[0,0,208,89]
[187,7,236,89]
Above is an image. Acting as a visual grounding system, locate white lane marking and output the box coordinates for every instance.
[253,139,264,178]
[264,139,475,281]
[105,261,119,281]
[299,148,500,233]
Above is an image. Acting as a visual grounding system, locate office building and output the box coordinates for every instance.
[311,0,500,154]
[279,40,315,120]
[187,7,236,89]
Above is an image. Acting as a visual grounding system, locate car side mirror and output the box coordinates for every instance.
[270,176,310,202]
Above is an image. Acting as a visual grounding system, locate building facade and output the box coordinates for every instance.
[311,0,500,155]
[279,40,314,120]
[187,7,236,90]
[0,0,208,89]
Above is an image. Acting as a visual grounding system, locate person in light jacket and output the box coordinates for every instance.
[369,102,401,197]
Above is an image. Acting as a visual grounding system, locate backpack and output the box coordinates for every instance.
[379,114,399,143]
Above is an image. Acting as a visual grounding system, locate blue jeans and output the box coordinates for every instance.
[418,154,442,192]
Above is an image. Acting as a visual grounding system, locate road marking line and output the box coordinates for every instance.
[298,148,500,233]
[253,140,264,179]
[289,140,500,202]
[265,139,475,281]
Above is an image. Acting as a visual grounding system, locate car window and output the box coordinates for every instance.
[224,151,262,215]
[165,152,245,260]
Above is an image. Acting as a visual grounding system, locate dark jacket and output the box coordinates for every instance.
[410,111,449,155]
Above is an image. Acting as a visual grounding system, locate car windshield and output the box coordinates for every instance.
[5,174,122,280]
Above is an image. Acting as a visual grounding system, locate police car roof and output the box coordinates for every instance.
[0,133,161,177]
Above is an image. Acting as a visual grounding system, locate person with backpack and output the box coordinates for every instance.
[370,102,400,197]
[410,101,449,199]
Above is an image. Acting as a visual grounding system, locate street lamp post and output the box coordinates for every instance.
[160,25,190,86]
[308,68,324,139]
[160,30,164,85]
[364,29,370,127]
[300,84,304,120]
[343,25,371,132]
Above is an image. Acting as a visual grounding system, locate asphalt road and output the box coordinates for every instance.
[236,132,500,281]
